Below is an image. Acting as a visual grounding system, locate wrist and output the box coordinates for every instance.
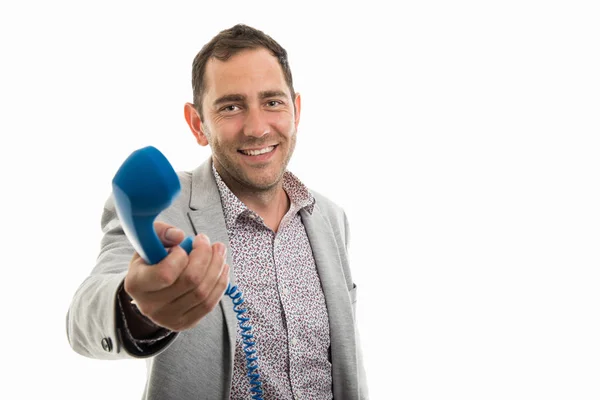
[118,285,165,339]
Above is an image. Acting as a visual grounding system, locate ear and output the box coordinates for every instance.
[293,92,302,130]
[184,103,209,146]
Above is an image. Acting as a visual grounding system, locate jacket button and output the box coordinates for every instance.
[101,337,113,352]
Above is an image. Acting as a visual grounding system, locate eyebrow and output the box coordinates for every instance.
[212,90,288,107]
[259,90,287,99]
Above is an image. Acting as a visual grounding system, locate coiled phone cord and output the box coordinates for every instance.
[111,146,264,398]
[225,283,264,400]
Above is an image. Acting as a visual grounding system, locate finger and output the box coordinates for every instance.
[127,245,189,295]
[195,262,229,312]
[132,236,218,311]
[187,242,227,305]
[193,233,211,249]
[153,248,226,324]
[172,264,230,331]
[171,234,216,292]
[154,221,185,247]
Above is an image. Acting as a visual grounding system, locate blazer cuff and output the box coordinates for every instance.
[116,281,176,356]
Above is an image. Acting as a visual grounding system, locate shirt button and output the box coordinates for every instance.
[291,337,298,346]
[282,287,289,296]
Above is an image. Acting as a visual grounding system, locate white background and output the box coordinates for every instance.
[1,0,599,399]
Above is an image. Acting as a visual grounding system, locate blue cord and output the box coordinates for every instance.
[225,283,264,400]
[112,147,264,397]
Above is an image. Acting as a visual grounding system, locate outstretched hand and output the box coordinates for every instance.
[123,221,230,333]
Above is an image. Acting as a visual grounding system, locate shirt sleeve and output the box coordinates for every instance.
[115,282,175,354]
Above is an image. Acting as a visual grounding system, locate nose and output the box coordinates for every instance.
[243,107,269,138]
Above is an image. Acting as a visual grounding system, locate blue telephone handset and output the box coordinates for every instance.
[111,146,194,262]
[112,146,263,399]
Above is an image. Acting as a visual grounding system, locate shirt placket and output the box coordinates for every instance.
[273,224,304,400]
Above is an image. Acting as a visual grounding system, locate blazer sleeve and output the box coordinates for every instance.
[65,195,177,360]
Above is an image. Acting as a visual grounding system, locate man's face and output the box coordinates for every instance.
[196,48,301,192]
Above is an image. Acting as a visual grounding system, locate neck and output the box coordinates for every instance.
[237,184,291,233]
[215,163,290,232]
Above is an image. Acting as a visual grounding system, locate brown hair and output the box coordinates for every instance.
[191,24,295,121]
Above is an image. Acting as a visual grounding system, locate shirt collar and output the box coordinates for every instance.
[212,163,315,230]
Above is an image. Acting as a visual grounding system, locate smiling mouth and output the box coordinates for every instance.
[238,145,277,156]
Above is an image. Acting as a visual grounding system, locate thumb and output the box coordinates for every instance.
[153,221,185,247]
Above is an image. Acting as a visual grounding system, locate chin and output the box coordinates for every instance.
[246,176,279,191]
[244,170,284,190]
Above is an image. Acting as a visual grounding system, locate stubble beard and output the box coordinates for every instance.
[207,127,297,193]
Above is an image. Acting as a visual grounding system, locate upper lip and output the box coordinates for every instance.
[239,144,278,151]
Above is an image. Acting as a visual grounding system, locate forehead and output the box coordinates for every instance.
[203,48,290,99]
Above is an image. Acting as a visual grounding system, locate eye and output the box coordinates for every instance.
[266,100,282,107]
[221,104,240,112]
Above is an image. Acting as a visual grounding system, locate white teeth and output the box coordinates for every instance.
[241,146,275,156]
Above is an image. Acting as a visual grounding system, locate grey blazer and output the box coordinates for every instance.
[66,158,368,399]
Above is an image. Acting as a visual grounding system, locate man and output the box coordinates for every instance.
[66,24,368,400]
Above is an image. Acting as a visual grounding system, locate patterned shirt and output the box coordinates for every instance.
[212,165,333,400]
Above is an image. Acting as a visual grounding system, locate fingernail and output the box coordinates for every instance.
[198,233,210,244]
[217,244,227,257]
[165,228,183,241]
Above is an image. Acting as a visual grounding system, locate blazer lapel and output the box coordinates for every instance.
[186,161,357,398]
[301,206,358,399]
[187,159,237,370]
